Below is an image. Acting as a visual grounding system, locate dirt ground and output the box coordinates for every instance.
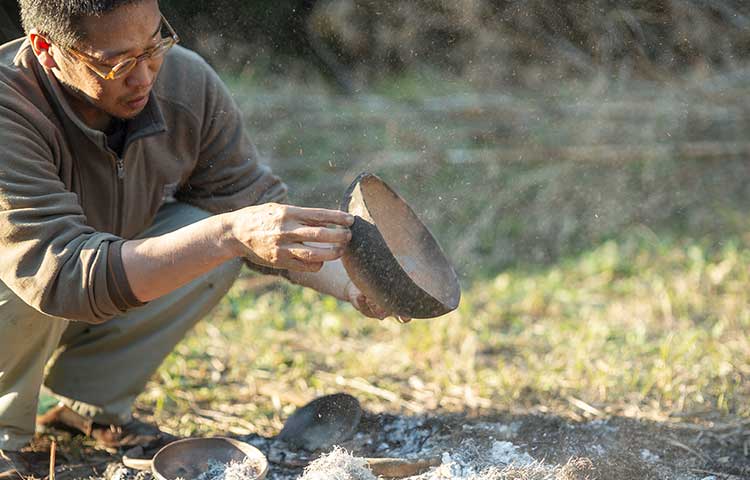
[45,409,748,480]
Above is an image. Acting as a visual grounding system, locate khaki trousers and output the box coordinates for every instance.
[0,203,242,450]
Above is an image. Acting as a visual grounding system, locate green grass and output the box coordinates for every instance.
[135,75,750,438]
[136,230,750,437]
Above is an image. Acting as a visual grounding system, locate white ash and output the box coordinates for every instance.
[403,441,594,480]
[417,461,555,480]
[490,441,535,466]
[461,422,520,441]
[409,439,539,479]
[586,444,606,457]
[640,449,660,463]
[193,457,262,480]
[105,464,153,480]
[577,419,618,434]
[294,441,581,480]
[369,415,442,459]
[297,447,376,480]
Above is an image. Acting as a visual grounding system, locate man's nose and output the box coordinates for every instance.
[125,58,157,88]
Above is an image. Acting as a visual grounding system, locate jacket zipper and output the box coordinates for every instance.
[115,157,125,179]
[112,153,125,234]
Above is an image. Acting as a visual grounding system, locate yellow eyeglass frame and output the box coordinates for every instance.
[63,14,179,81]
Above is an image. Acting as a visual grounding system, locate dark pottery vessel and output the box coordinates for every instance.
[341,173,461,319]
[277,393,362,451]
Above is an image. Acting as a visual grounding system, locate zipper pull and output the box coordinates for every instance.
[116,157,125,179]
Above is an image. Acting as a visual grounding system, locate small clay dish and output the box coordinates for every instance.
[151,437,268,480]
[341,173,461,318]
[277,393,362,451]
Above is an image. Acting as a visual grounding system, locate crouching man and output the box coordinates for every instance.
[0,0,396,477]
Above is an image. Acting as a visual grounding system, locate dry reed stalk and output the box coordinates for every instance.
[663,436,711,463]
[49,441,56,480]
[317,372,425,413]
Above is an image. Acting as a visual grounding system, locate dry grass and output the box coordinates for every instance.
[132,59,750,475]
[229,67,750,276]
[134,220,750,439]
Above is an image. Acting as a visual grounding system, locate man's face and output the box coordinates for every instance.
[52,0,165,125]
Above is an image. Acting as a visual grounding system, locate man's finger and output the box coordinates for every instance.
[290,207,355,227]
[283,257,324,272]
[364,298,388,320]
[356,295,386,320]
[288,245,345,263]
[288,226,352,245]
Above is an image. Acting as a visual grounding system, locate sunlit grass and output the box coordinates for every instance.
[137,229,750,437]
[135,74,750,439]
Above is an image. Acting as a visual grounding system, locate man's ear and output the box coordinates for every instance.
[29,30,59,70]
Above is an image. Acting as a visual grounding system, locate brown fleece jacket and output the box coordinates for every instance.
[0,38,287,323]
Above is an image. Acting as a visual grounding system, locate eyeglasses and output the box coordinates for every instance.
[63,14,180,80]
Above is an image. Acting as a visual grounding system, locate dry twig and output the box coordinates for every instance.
[49,441,56,480]
[316,372,424,413]
[664,436,710,463]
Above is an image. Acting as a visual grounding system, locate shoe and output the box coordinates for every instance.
[89,419,176,450]
[0,449,50,479]
[37,404,176,450]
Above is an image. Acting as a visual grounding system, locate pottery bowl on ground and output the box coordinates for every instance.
[277,392,362,451]
[151,437,268,480]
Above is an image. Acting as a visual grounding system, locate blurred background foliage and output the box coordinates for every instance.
[3,1,749,89]
[158,0,750,91]
[141,1,750,278]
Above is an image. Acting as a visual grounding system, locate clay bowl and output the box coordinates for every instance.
[276,393,362,451]
[341,173,461,318]
[151,437,268,480]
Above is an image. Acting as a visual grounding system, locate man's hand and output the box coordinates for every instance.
[344,280,412,323]
[227,203,353,272]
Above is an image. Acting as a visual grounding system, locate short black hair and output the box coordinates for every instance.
[18,0,144,47]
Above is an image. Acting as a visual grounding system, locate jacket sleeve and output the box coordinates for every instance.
[176,59,288,213]
[0,106,136,323]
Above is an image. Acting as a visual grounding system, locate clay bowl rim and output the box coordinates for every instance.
[151,436,269,480]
